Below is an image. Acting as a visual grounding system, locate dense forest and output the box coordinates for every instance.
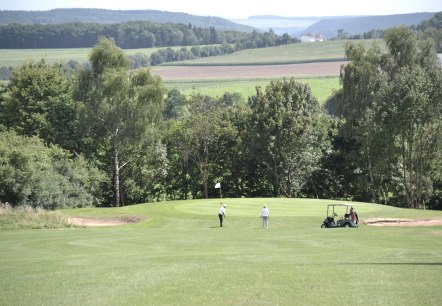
[0,20,296,49]
[0,8,255,32]
[0,26,441,210]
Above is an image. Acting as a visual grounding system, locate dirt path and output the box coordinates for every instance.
[363,218,442,227]
[151,61,346,80]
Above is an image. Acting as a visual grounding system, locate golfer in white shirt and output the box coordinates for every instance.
[218,203,226,227]
[261,205,269,229]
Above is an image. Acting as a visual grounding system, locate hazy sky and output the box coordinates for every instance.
[1,0,441,19]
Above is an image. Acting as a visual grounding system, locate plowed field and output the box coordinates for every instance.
[151,61,346,80]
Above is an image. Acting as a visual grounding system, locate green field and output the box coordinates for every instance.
[0,39,384,68]
[1,198,441,305]
[0,47,175,68]
[164,76,340,104]
[166,39,384,66]
[0,40,377,105]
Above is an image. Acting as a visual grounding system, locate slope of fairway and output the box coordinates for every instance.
[1,198,441,306]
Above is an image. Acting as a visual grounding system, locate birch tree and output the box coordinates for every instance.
[76,38,166,206]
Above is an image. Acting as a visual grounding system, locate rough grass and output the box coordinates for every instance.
[0,203,72,230]
[1,198,441,306]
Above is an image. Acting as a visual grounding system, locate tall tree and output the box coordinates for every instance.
[0,59,79,152]
[247,78,326,197]
[75,38,166,206]
[337,27,442,207]
[337,42,394,202]
[167,94,237,199]
[381,28,442,208]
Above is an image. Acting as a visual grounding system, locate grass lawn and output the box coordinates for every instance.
[1,198,441,305]
[164,76,340,104]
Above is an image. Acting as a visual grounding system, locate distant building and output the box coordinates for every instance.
[300,33,326,43]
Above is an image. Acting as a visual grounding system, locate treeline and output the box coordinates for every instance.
[148,31,295,66]
[414,11,442,52]
[346,11,442,52]
[0,36,285,78]
[1,29,441,210]
[127,45,238,70]
[149,45,236,66]
[0,8,254,32]
[0,21,298,49]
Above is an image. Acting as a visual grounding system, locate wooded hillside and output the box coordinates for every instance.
[303,12,436,38]
[0,8,256,32]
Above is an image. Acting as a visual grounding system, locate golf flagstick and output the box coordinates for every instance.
[215,182,222,198]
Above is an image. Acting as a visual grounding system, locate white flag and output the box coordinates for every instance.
[215,183,221,189]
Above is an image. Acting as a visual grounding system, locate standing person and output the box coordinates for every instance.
[261,205,269,229]
[218,203,226,227]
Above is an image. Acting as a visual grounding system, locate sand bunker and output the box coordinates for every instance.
[67,216,142,227]
[363,218,442,227]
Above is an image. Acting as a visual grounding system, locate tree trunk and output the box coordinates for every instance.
[367,146,376,203]
[114,146,120,207]
[202,164,208,199]
[203,143,209,199]
[408,129,415,209]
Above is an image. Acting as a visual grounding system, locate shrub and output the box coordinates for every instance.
[0,202,72,230]
[0,130,106,209]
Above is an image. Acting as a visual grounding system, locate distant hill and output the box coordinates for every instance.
[232,15,362,35]
[300,12,437,38]
[0,8,256,32]
[233,13,438,38]
[232,16,322,35]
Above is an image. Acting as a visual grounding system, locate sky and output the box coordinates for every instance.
[1,0,442,19]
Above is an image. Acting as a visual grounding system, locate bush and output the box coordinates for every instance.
[0,130,106,209]
[0,66,13,80]
[0,202,72,230]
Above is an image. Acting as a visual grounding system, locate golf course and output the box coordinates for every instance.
[1,198,442,305]
[1,23,441,306]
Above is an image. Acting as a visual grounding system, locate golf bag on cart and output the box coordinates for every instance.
[321,216,335,228]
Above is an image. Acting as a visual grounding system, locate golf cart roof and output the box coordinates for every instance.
[328,204,353,207]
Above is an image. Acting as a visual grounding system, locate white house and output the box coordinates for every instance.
[300,33,326,43]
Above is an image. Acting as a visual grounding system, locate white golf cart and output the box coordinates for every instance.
[321,204,359,228]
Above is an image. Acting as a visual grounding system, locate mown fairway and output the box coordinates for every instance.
[1,198,441,306]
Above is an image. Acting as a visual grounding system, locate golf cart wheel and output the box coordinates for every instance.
[321,224,325,228]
